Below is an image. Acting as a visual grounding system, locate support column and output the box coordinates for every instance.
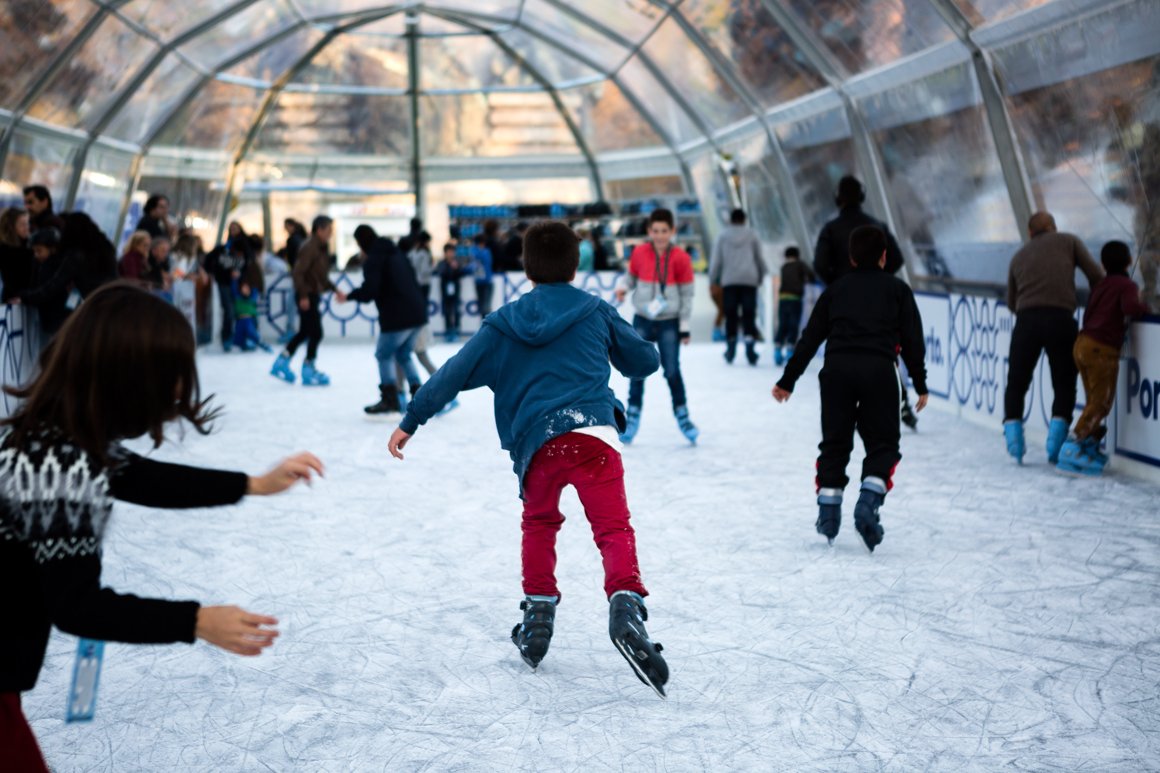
[406,12,424,222]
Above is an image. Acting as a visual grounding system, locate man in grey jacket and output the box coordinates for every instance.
[710,209,767,365]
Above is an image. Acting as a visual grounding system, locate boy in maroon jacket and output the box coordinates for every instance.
[1058,241,1150,474]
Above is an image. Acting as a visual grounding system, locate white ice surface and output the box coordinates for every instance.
[25,343,1160,771]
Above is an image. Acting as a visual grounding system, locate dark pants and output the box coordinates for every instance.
[521,434,647,600]
[817,354,901,491]
[285,293,323,361]
[216,281,236,346]
[1004,308,1078,422]
[722,285,758,341]
[775,297,803,346]
[628,315,686,410]
[442,294,460,332]
[476,281,494,317]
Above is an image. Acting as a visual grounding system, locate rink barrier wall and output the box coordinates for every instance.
[0,304,37,417]
[913,291,1160,476]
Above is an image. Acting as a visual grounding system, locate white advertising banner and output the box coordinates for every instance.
[1114,318,1160,467]
[914,292,950,399]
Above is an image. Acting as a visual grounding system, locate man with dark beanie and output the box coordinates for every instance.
[813,175,916,429]
[1002,212,1103,465]
[343,224,428,418]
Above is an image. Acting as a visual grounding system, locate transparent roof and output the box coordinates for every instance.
[0,0,1095,170]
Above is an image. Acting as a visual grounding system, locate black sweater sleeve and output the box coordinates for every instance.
[38,554,200,644]
[897,284,928,394]
[777,289,833,392]
[345,250,382,304]
[110,453,249,508]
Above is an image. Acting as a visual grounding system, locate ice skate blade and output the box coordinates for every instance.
[362,413,401,423]
[612,638,667,699]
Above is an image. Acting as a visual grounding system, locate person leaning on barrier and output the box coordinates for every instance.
[0,208,33,302]
[1001,211,1104,465]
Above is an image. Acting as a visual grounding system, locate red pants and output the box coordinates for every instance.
[1,693,50,773]
[521,434,648,600]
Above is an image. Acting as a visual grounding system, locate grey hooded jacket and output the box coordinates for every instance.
[710,225,767,287]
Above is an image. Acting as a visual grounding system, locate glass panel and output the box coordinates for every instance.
[775,107,857,237]
[0,0,99,110]
[606,176,684,200]
[420,93,580,156]
[154,79,267,150]
[294,35,408,90]
[995,16,1160,300]
[727,133,793,247]
[293,0,383,18]
[349,14,407,37]
[783,0,954,73]
[422,35,537,91]
[520,0,641,66]
[425,0,521,20]
[679,0,826,109]
[498,29,604,86]
[116,0,246,43]
[26,14,161,127]
[951,0,1052,26]
[617,57,701,144]
[73,147,134,238]
[137,173,229,242]
[563,81,665,152]
[861,63,1020,285]
[639,18,754,130]
[254,93,411,156]
[177,0,301,71]
[222,27,327,82]
[102,55,202,143]
[0,129,79,206]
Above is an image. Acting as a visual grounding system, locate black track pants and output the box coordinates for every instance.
[722,285,758,341]
[816,354,901,491]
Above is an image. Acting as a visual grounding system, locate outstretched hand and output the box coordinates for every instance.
[772,385,792,403]
[196,605,279,656]
[247,452,325,495]
[388,428,412,460]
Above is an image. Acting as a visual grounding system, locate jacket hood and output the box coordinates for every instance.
[489,283,601,347]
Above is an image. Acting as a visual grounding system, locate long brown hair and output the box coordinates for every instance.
[3,282,219,465]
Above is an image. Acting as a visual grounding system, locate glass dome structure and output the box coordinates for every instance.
[1,0,1157,286]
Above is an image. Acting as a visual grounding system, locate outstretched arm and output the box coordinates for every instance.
[775,290,832,395]
[608,307,660,379]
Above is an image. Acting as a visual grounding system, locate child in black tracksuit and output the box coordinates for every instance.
[773,226,928,552]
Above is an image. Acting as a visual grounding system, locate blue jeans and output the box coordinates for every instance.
[775,298,802,346]
[376,327,422,388]
[627,315,686,410]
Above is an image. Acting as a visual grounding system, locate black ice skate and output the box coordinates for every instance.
[854,477,886,552]
[364,384,401,420]
[510,595,556,669]
[816,488,842,544]
[608,591,668,698]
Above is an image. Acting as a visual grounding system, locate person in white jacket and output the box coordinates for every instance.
[709,209,767,365]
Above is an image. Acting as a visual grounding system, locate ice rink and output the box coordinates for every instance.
[25,343,1160,771]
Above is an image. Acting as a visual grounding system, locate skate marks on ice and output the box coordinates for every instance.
[24,345,1160,771]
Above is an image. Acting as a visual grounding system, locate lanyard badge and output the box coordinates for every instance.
[66,638,105,723]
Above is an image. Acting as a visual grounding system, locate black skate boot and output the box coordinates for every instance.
[364,384,400,420]
[608,591,668,698]
[853,477,886,552]
[724,338,737,364]
[510,595,556,669]
[744,337,759,366]
[816,488,842,544]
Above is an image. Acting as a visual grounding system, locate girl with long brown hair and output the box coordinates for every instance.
[0,282,324,771]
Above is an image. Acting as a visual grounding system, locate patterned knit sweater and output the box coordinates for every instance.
[1,426,248,692]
